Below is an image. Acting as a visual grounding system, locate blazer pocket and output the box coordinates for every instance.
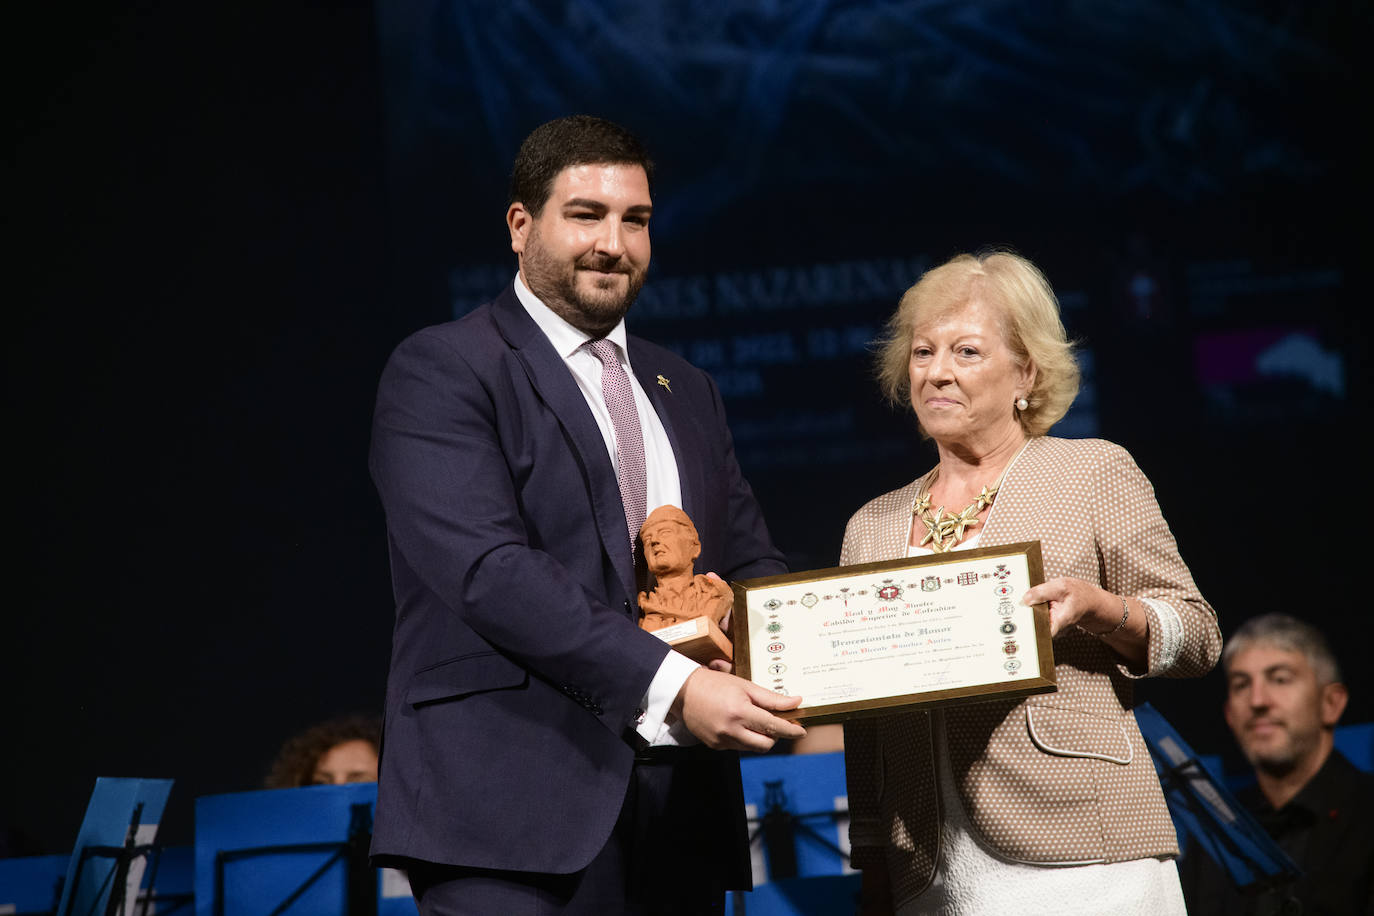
[1025,706,1132,765]
[406,651,529,707]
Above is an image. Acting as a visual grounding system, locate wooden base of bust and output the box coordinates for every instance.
[647,617,733,665]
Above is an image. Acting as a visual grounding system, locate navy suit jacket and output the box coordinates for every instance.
[368,285,785,874]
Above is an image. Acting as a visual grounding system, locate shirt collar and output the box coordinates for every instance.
[513,271,629,359]
[1283,750,1357,814]
[1246,750,1357,818]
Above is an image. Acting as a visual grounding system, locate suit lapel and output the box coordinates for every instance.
[490,289,636,598]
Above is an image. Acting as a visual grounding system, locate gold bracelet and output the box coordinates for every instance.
[1082,597,1129,637]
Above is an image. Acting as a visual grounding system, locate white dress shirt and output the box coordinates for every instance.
[514,273,699,745]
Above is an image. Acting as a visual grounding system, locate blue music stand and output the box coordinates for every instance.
[1334,721,1372,772]
[0,853,68,915]
[138,845,194,916]
[729,751,861,914]
[1135,703,1300,892]
[194,782,415,916]
[55,776,175,916]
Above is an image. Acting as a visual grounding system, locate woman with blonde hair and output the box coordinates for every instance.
[842,250,1221,914]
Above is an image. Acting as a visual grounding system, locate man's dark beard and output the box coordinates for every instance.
[521,234,645,338]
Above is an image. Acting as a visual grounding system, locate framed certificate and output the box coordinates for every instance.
[730,541,1057,723]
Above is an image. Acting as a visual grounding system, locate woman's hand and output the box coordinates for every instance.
[1021,576,1148,668]
[1022,576,1117,637]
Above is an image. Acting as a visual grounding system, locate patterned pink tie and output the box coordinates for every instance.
[586,339,648,546]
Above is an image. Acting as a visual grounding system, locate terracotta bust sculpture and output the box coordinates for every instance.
[637,505,733,635]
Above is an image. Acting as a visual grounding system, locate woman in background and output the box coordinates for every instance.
[265,714,381,788]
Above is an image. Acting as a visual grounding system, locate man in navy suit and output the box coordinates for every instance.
[369,115,806,913]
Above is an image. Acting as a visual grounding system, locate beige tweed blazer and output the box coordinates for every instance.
[841,437,1221,905]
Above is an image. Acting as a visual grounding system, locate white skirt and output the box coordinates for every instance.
[894,714,1187,916]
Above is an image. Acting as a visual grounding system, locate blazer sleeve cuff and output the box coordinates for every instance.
[847,819,889,869]
[1119,597,1185,679]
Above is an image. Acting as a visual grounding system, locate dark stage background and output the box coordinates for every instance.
[7,1,1369,857]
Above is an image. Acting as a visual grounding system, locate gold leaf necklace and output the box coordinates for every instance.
[912,468,1001,553]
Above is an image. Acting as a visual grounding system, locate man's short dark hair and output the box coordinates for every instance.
[510,115,655,216]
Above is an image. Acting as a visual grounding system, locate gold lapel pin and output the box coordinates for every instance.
[656,374,672,393]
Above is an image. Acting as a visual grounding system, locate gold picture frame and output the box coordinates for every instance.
[731,541,1057,723]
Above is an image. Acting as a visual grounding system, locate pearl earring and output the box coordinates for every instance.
[1015,397,1029,411]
